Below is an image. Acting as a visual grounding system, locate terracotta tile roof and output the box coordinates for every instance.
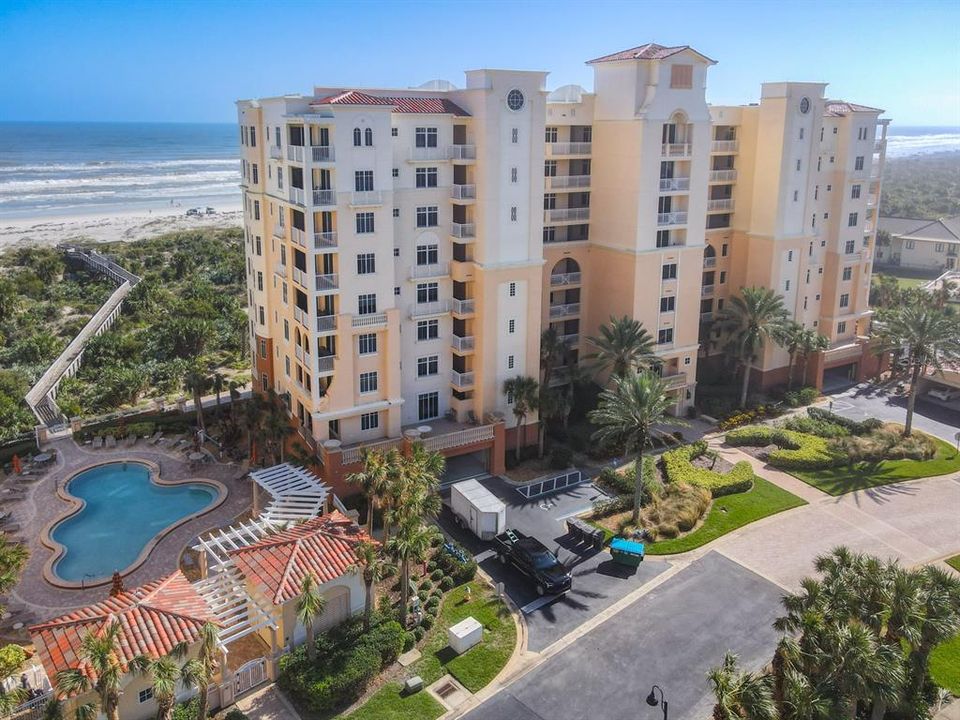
[229,512,371,605]
[587,43,716,65]
[310,91,469,116]
[29,571,217,683]
[824,100,884,117]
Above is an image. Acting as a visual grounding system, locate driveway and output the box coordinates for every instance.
[826,382,960,442]
[460,553,783,720]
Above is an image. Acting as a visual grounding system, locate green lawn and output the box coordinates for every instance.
[789,437,960,495]
[947,555,960,573]
[930,635,960,695]
[340,582,516,720]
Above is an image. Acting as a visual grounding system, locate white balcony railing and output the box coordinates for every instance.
[409,262,450,280]
[662,372,688,390]
[560,333,580,345]
[451,298,475,315]
[311,145,335,162]
[294,345,307,363]
[701,285,715,297]
[287,145,304,163]
[352,312,387,329]
[291,227,305,247]
[659,177,691,192]
[292,268,307,287]
[451,184,476,200]
[409,146,451,162]
[545,207,590,223]
[711,140,739,153]
[657,211,688,226]
[317,354,335,374]
[703,257,717,268]
[293,307,309,328]
[550,272,582,286]
[662,142,692,157]
[316,314,337,333]
[410,300,450,318]
[709,169,738,183]
[548,142,592,156]
[707,198,734,212]
[312,189,336,206]
[313,231,338,249]
[450,370,475,388]
[420,424,494,453]
[874,140,885,153]
[289,187,306,206]
[549,175,591,190]
[700,311,714,322]
[451,335,475,353]
[351,191,383,206]
[549,302,580,318]
[269,146,282,160]
[315,273,339,292]
[450,144,476,161]
[451,222,476,239]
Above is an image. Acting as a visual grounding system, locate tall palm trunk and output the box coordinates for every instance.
[157,697,174,720]
[786,352,796,391]
[904,361,922,436]
[537,423,546,459]
[363,576,374,631]
[514,413,526,462]
[193,389,205,433]
[632,443,645,524]
[739,362,752,408]
[366,497,376,536]
[104,694,120,720]
[399,557,410,627]
[195,683,209,720]
[304,619,316,661]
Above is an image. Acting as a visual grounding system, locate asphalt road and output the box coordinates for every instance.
[461,552,784,720]
[826,382,960,442]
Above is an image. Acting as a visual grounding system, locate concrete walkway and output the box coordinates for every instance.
[235,685,301,720]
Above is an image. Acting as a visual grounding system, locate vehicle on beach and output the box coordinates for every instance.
[494,529,572,596]
[186,207,202,216]
[205,207,216,214]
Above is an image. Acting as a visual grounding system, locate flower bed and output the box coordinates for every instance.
[660,440,754,497]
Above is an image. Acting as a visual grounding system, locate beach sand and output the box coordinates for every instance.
[0,202,243,250]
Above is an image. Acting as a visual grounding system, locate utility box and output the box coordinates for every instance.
[448,616,483,655]
[450,479,506,540]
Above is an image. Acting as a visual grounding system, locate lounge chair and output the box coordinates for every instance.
[125,435,137,448]
[92,436,104,449]
[149,431,163,445]
[106,436,116,448]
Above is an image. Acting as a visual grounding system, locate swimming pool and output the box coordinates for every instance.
[50,462,217,583]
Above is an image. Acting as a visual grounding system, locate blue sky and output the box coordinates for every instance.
[1,0,958,127]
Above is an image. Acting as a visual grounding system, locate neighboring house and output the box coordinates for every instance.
[29,571,218,720]
[876,216,960,271]
[228,512,370,651]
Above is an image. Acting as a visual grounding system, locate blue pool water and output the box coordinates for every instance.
[51,462,216,582]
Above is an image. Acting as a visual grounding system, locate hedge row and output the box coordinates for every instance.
[661,440,754,498]
[725,426,838,470]
[807,407,883,436]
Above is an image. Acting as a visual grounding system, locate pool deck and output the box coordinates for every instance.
[1,437,252,622]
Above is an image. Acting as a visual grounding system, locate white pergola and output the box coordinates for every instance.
[194,564,277,648]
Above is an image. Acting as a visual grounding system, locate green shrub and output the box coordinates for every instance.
[430,569,444,582]
[426,560,438,572]
[661,441,754,497]
[782,415,849,438]
[417,589,429,601]
[0,644,26,678]
[595,465,634,496]
[222,710,249,720]
[172,699,199,720]
[434,540,477,585]
[413,627,425,642]
[419,579,433,592]
[782,387,819,408]
[421,614,434,630]
[439,576,454,591]
[426,596,440,610]
[807,407,883,435]
[402,632,415,652]
[725,426,838,470]
[591,495,631,518]
[549,445,574,469]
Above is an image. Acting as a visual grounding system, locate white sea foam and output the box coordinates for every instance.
[885,133,960,158]
[0,158,239,173]
[0,170,240,193]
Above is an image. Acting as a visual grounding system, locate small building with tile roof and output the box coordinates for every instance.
[876,215,960,271]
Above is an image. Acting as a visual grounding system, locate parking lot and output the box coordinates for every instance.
[439,474,672,652]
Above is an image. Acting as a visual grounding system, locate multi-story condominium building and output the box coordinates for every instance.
[237,43,888,492]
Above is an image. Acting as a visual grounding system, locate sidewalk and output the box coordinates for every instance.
[235,685,301,720]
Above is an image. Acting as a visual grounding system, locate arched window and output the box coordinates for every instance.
[704,244,716,258]
[353,128,362,146]
[364,128,373,146]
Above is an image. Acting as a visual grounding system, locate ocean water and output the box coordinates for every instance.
[0,121,241,220]
[883,125,960,158]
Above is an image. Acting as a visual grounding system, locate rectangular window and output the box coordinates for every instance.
[391,127,398,137]
[138,689,154,704]
[670,64,693,89]
[358,293,377,315]
[253,200,260,220]
[848,212,858,227]
[416,244,439,265]
[842,267,852,281]
[354,170,374,192]
[721,243,728,257]
[785,280,791,291]
[662,263,677,280]
[415,127,438,148]
[416,282,438,303]
[358,333,377,355]
[545,127,558,143]
[418,392,439,421]
[796,159,801,171]
[252,164,258,184]
[544,160,557,177]
[357,252,376,275]
[361,412,379,431]
[416,206,439,228]
[719,271,726,284]
[543,226,555,243]
[845,240,856,253]
[935,242,945,253]
[392,168,399,178]
[417,355,439,377]
[656,230,671,248]
[509,282,517,297]
[511,128,518,144]
[660,296,675,312]
[511,167,518,183]
[510,206,517,222]
[851,184,861,199]
[508,319,515,334]
[855,156,865,171]
[839,293,849,308]
[837,321,847,334]
[417,319,439,341]
[657,328,674,345]
[359,371,378,394]
[249,126,256,147]
[356,212,375,234]
[415,167,438,188]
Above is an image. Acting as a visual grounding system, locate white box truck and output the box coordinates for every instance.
[450,479,506,541]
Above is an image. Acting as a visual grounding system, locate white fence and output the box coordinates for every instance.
[515,470,583,499]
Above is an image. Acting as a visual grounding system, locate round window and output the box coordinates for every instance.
[506,89,525,112]
[799,97,811,114]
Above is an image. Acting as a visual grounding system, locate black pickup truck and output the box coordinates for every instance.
[494,529,572,596]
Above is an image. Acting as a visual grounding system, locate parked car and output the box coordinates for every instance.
[927,386,959,402]
[494,529,571,596]
[205,206,216,214]
[186,207,201,217]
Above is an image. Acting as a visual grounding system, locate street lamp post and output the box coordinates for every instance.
[646,685,668,720]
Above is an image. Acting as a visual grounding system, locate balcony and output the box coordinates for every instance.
[450,144,476,162]
[311,145,335,163]
[315,273,339,293]
[545,207,590,223]
[703,257,717,268]
[549,302,580,319]
[410,300,450,319]
[700,311,714,322]
[350,191,383,207]
[409,262,450,280]
[874,140,885,153]
[288,187,305,206]
[294,345,308,363]
[657,211,688,226]
[548,175,591,190]
[269,146,282,160]
[450,370,475,389]
[287,145,304,163]
[560,332,580,345]
[661,372,688,390]
[867,194,878,208]
[451,335,475,353]
[659,177,691,192]
[451,298,475,316]
[292,268,308,288]
[316,314,337,333]
[451,222,476,240]
[290,227,305,247]
[312,189,336,207]
[352,312,387,329]
[451,184,476,201]
[313,231,338,250]
[864,222,875,234]
[547,142,592,156]
[550,272,582,286]
[409,146,452,162]
[708,198,735,212]
[711,140,739,153]
[317,354,335,376]
[709,169,738,183]
[701,285,715,298]
[661,143,692,158]
[293,307,310,328]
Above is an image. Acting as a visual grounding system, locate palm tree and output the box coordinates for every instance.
[182,364,211,434]
[502,375,539,462]
[386,516,439,627]
[875,304,960,435]
[210,371,227,421]
[351,540,393,631]
[0,536,28,615]
[136,645,188,720]
[795,329,829,389]
[585,315,656,380]
[347,449,393,536]
[241,393,265,462]
[588,371,674,524]
[708,652,778,720]
[716,287,790,408]
[540,326,570,390]
[179,622,219,720]
[54,621,129,720]
[295,573,327,662]
[780,321,805,390]
[263,392,294,463]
